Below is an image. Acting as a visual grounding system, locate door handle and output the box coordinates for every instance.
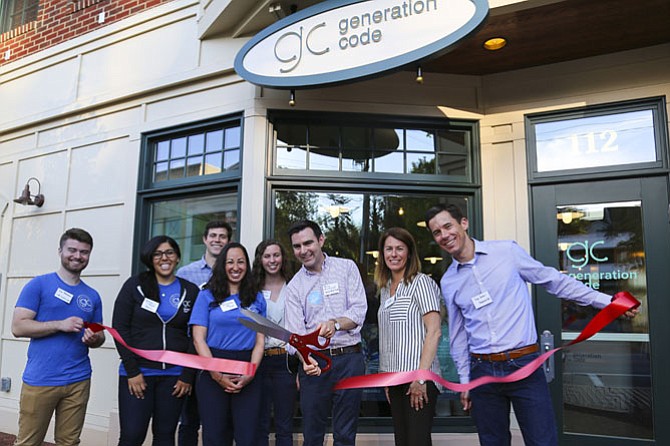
[541,330,555,383]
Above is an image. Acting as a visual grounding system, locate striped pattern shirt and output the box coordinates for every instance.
[378,273,442,375]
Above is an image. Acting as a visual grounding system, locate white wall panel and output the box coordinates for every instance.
[0,58,79,127]
[68,138,137,208]
[144,80,252,124]
[0,341,29,400]
[0,134,36,160]
[64,206,128,275]
[78,18,199,101]
[0,163,13,207]
[8,214,63,276]
[38,108,140,149]
[15,150,68,214]
[2,278,29,337]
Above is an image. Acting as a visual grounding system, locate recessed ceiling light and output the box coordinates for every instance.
[483,37,507,51]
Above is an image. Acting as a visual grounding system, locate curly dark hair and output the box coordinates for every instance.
[204,242,256,308]
[251,239,291,293]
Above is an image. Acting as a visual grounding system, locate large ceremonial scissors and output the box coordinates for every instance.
[239,308,332,372]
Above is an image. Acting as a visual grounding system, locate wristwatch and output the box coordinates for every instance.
[418,380,426,385]
[331,319,341,331]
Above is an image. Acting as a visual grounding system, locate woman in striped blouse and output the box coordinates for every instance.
[375,227,443,446]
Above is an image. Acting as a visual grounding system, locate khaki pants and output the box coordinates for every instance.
[15,379,91,446]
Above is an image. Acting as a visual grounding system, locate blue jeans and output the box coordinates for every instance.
[118,375,185,446]
[258,354,297,446]
[299,351,365,446]
[469,352,558,446]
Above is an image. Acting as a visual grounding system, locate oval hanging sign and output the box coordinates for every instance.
[234,0,489,89]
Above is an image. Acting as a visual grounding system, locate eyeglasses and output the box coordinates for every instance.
[152,249,177,259]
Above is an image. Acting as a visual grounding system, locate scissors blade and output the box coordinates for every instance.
[238,308,292,343]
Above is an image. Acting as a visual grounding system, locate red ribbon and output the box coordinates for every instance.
[334,291,640,392]
[86,323,256,376]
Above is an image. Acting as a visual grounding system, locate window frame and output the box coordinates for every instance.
[268,111,481,187]
[265,111,483,432]
[134,115,244,274]
[525,96,669,184]
[138,115,244,192]
[0,0,39,34]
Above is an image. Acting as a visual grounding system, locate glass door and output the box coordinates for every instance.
[530,177,670,445]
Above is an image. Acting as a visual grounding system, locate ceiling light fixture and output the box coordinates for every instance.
[415,66,424,84]
[289,89,296,107]
[483,37,507,51]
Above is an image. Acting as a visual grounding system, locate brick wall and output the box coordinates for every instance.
[0,0,173,66]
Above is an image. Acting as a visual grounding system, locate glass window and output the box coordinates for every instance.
[150,193,238,265]
[527,98,667,179]
[150,120,241,185]
[137,115,242,274]
[272,115,476,181]
[1,0,39,34]
[273,190,473,419]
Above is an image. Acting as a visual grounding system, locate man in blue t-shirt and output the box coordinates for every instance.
[175,220,233,446]
[12,228,105,446]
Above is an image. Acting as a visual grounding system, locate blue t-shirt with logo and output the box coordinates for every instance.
[189,290,266,351]
[16,272,103,386]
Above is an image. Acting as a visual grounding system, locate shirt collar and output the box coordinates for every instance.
[455,238,487,268]
[197,256,211,270]
[302,253,328,276]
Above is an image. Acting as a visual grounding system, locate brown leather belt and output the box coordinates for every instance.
[471,344,539,362]
[264,347,286,357]
[319,343,362,357]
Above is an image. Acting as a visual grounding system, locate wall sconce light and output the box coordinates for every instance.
[289,90,296,107]
[415,66,424,84]
[14,177,45,207]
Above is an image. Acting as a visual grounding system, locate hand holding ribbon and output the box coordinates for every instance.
[334,291,640,392]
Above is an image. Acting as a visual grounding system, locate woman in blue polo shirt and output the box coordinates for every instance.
[190,242,266,446]
[112,236,200,446]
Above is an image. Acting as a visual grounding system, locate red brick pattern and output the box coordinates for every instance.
[0,0,172,66]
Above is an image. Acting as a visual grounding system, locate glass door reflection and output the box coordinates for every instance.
[557,201,653,440]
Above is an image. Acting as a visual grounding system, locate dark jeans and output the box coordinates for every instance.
[299,351,365,446]
[177,393,199,446]
[196,349,262,446]
[388,381,439,446]
[118,374,185,446]
[469,351,558,446]
[257,354,298,446]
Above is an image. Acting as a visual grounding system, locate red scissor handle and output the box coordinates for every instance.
[290,329,332,373]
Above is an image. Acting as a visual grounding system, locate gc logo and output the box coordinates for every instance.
[565,240,608,269]
[274,23,329,73]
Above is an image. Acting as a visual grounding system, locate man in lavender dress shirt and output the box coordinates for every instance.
[426,204,637,446]
[284,220,367,446]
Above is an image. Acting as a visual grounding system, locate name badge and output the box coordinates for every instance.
[383,296,396,309]
[262,290,272,300]
[141,298,159,313]
[323,283,339,297]
[219,299,238,312]
[54,288,73,304]
[472,291,493,309]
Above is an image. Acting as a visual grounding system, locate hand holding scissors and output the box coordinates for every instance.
[238,308,332,373]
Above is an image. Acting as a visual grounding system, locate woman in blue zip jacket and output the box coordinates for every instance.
[190,242,266,446]
[112,235,200,446]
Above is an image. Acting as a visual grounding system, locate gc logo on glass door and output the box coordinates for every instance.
[565,240,608,269]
